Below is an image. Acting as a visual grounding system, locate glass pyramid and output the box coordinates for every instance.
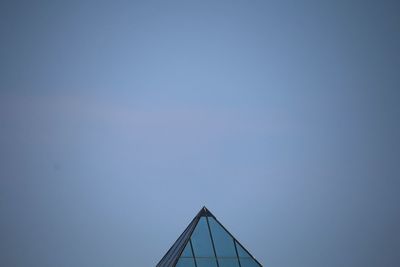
[156,207,263,267]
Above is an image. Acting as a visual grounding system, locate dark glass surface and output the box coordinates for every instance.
[176,257,196,267]
[196,258,218,267]
[236,241,251,258]
[236,241,261,266]
[218,258,241,267]
[181,242,193,257]
[191,217,215,257]
[239,257,261,267]
[208,217,237,257]
[157,213,199,267]
[157,207,262,267]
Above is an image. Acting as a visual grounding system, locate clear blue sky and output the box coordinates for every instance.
[1,1,399,266]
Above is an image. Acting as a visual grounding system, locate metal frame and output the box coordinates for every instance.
[156,206,263,267]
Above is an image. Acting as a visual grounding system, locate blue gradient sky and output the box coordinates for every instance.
[1,1,399,266]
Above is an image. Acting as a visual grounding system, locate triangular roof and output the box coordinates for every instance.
[156,207,263,267]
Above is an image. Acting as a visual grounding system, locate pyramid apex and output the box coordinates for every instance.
[197,206,213,217]
[157,206,262,267]
[157,206,263,267]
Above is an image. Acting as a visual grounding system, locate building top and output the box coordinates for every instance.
[156,206,263,267]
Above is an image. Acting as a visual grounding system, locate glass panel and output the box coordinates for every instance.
[191,217,215,257]
[181,242,193,257]
[239,257,261,267]
[196,258,218,267]
[208,217,237,257]
[176,257,196,267]
[236,241,252,258]
[218,258,241,267]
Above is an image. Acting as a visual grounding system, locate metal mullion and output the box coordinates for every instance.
[189,239,198,267]
[209,211,262,267]
[234,240,242,267]
[206,216,220,267]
